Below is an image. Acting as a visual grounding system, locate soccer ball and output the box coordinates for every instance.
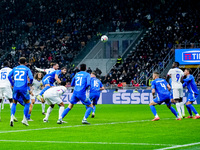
[101,35,108,43]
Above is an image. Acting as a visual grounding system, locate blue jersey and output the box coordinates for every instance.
[151,78,170,98]
[90,77,103,94]
[183,75,199,95]
[8,65,33,90]
[43,70,61,83]
[71,71,90,94]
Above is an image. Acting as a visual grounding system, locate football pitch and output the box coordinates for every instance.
[0,104,200,150]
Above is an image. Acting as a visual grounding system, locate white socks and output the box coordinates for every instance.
[176,102,185,118]
[155,114,159,118]
[42,103,45,113]
[180,102,185,116]
[10,103,13,109]
[45,106,53,120]
[59,106,64,119]
[11,114,14,122]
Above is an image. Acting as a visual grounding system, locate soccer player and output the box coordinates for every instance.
[8,57,34,127]
[28,72,44,120]
[149,72,180,121]
[36,67,67,101]
[167,62,185,118]
[0,61,13,110]
[42,81,67,123]
[35,63,59,74]
[183,68,200,119]
[57,64,92,124]
[89,72,105,118]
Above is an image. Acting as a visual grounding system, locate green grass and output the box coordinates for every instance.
[0,104,200,150]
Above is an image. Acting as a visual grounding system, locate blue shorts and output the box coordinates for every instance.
[13,89,30,103]
[89,93,100,105]
[70,93,91,105]
[42,78,54,86]
[187,93,199,103]
[153,96,171,106]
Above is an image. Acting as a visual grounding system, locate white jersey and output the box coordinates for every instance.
[0,67,12,87]
[167,68,184,89]
[35,67,55,74]
[44,86,67,97]
[32,79,43,95]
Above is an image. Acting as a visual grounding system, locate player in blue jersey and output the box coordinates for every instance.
[89,72,105,118]
[8,57,34,127]
[57,64,92,124]
[183,68,200,119]
[36,67,67,103]
[149,72,180,121]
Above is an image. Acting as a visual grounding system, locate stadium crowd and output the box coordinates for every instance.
[0,0,200,87]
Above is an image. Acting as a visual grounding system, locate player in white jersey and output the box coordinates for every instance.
[42,81,67,123]
[0,61,17,121]
[27,72,44,121]
[167,62,185,118]
[35,63,59,74]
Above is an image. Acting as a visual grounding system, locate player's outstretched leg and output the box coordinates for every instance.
[10,103,17,127]
[82,104,93,124]
[186,102,200,119]
[22,101,30,126]
[186,105,193,118]
[43,105,54,122]
[57,103,73,124]
[167,105,180,120]
[149,101,160,121]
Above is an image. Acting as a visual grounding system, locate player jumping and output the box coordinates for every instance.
[42,81,67,123]
[57,64,92,124]
[149,72,180,121]
[183,68,200,119]
[167,62,185,118]
[35,63,59,74]
[89,72,105,118]
[8,57,33,127]
[36,68,67,102]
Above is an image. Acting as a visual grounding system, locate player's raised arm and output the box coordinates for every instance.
[34,66,46,72]
[183,75,192,82]
[8,69,14,87]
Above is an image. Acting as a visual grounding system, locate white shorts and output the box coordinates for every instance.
[0,87,12,99]
[43,93,62,105]
[173,88,183,99]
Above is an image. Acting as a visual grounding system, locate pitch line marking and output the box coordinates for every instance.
[0,140,175,146]
[155,142,200,150]
[0,118,172,134]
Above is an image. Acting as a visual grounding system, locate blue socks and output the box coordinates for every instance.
[27,114,31,119]
[169,107,178,118]
[11,103,17,116]
[150,105,157,116]
[93,106,96,113]
[24,103,30,118]
[186,105,192,116]
[187,104,198,115]
[84,107,92,119]
[40,86,50,96]
[61,107,71,119]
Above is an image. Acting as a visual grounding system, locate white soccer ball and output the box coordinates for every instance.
[101,35,108,43]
